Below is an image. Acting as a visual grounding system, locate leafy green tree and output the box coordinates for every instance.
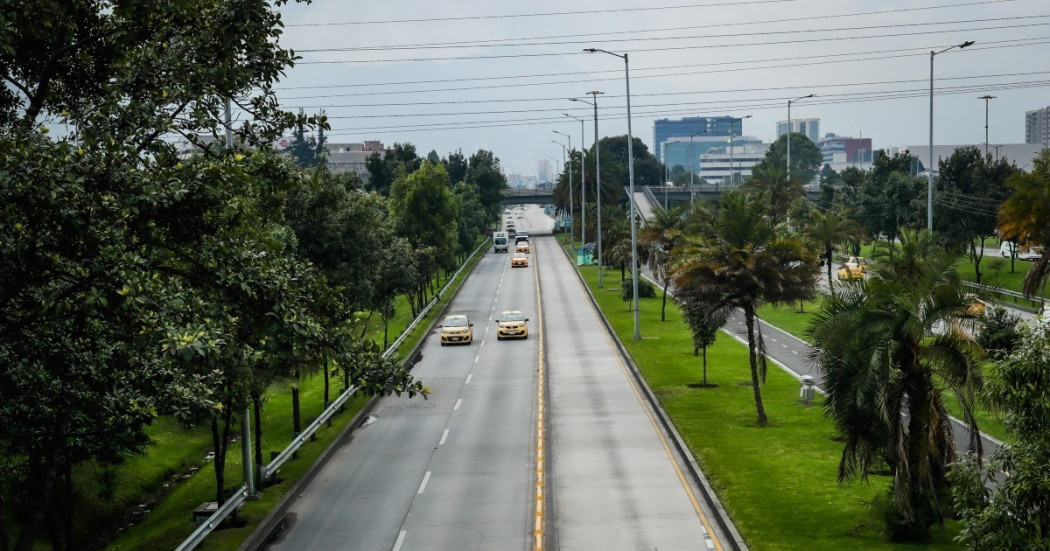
[284,109,328,168]
[641,206,687,321]
[672,191,819,425]
[366,143,421,196]
[997,149,1050,299]
[950,321,1050,549]
[391,161,459,271]
[443,150,469,186]
[452,181,486,257]
[426,149,440,164]
[601,135,664,188]
[754,133,823,185]
[808,229,985,541]
[741,164,803,226]
[465,149,507,223]
[934,146,1017,283]
[676,284,729,387]
[974,306,1023,359]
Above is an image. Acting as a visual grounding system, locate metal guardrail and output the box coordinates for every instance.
[642,185,662,212]
[174,486,249,551]
[175,237,490,551]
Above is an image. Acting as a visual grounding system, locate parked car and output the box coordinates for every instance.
[1000,241,1042,260]
[439,314,473,345]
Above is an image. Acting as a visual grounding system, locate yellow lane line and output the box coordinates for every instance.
[533,244,546,551]
[590,295,726,551]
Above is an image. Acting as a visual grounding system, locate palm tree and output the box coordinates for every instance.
[803,208,865,297]
[741,163,803,226]
[601,205,632,280]
[807,229,986,540]
[998,149,1050,300]
[641,206,687,321]
[672,191,818,425]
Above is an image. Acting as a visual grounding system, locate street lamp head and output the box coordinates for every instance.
[978,94,996,100]
[583,48,597,53]
[960,40,975,48]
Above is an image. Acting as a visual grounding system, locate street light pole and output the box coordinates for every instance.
[564,113,586,250]
[553,130,571,248]
[572,93,604,287]
[979,94,996,157]
[929,40,975,230]
[786,94,814,181]
[586,47,640,340]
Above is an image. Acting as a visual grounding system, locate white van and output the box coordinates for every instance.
[1000,241,1041,260]
[493,231,509,253]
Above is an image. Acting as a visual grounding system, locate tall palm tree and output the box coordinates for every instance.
[641,206,687,321]
[998,149,1050,300]
[741,163,803,226]
[803,208,865,297]
[672,191,818,425]
[807,229,986,540]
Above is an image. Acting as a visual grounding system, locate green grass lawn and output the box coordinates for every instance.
[579,265,963,550]
[102,240,488,550]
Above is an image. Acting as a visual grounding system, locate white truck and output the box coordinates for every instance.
[493,231,509,253]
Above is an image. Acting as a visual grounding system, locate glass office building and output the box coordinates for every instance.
[653,116,742,164]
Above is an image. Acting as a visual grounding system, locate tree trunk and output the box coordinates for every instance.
[382,315,389,350]
[253,396,263,479]
[972,238,985,285]
[210,416,224,507]
[826,247,835,298]
[1,484,9,551]
[292,368,302,438]
[743,304,769,426]
[661,277,669,322]
[14,414,66,551]
[322,355,330,408]
[702,346,708,386]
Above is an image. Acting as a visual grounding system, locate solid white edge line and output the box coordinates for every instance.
[392,530,407,551]
[417,471,431,494]
[454,398,462,411]
[439,429,449,446]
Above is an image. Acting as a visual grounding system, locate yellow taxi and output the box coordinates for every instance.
[844,256,868,273]
[511,253,529,268]
[960,295,988,317]
[495,310,529,340]
[516,242,530,254]
[837,265,864,280]
[439,314,473,346]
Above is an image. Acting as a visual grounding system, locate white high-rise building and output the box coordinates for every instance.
[776,118,821,143]
[1026,107,1050,148]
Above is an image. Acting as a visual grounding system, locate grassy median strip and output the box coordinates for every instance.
[105,241,488,550]
[578,266,963,550]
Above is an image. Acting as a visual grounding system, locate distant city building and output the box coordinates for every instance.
[817,134,873,171]
[326,140,384,177]
[697,142,770,184]
[653,116,743,164]
[536,159,553,184]
[776,118,821,143]
[662,135,764,180]
[889,143,1043,175]
[1026,106,1050,147]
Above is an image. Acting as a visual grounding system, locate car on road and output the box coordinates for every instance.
[439,314,473,346]
[511,253,529,268]
[516,242,530,254]
[1000,241,1042,260]
[515,232,529,243]
[495,311,529,340]
[844,256,868,273]
[837,265,864,280]
[960,295,988,317]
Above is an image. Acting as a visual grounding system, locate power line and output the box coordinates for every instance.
[296,20,1050,64]
[285,0,799,27]
[276,36,1047,93]
[295,1,1015,53]
[280,70,1050,109]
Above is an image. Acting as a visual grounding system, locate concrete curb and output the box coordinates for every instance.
[240,246,487,551]
[556,241,748,551]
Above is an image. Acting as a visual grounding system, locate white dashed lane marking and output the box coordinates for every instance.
[439,429,449,445]
[417,471,431,494]
[454,399,462,411]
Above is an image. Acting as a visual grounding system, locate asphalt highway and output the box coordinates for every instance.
[267,205,729,550]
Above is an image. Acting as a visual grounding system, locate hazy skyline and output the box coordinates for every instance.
[272,0,1050,177]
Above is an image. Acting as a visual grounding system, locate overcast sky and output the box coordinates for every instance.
[270,0,1049,177]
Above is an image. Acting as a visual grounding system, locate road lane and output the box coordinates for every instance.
[534,217,717,550]
[270,213,540,551]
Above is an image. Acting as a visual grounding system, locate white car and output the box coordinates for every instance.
[1000,241,1042,260]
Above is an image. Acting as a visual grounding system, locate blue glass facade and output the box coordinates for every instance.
[653,116,742,164]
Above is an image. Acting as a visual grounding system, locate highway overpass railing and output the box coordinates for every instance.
[176,237,490,551]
